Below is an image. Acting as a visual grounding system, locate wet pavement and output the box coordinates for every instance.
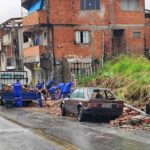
[0,116,62,150]
[0,106,150,150]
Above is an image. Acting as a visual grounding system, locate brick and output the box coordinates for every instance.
[22,0,146,60]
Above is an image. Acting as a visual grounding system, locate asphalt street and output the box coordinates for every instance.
[0,116,62,150]
[0,107,150,150]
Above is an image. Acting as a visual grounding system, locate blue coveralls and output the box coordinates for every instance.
[36,82,43,107]
[62,82,73,98]
[47,80,53,89]
[36,82,44,90]
[48,86,57,100]
[58,83,65,99]
[36,92,43,107]
[13,82,22,107]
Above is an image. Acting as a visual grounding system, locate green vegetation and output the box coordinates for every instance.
[78,55,150,103]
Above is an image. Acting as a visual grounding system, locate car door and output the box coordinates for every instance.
[65,89,80,114]
[71,89,85,115]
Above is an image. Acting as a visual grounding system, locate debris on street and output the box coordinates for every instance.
[110,107,150,131]
[45,99,61,116]
[25,99,61,116]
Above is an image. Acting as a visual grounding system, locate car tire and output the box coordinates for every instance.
[78,107,85,122]
[61,104,66,116]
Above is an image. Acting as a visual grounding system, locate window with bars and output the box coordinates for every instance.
[120,0,139,11]
[80,0,100,10]
[75,31,90,44]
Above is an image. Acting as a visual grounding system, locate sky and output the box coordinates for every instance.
[145,0,150,9]
[0,0,25,24]
[0,0,150,24]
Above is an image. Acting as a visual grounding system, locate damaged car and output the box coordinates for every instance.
[60,87,124,121]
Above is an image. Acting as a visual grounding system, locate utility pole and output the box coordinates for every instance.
[46,0,55,80]
[89,6,95,64]
[109,0,114,57]
[18,28,24,70]
[101,31,105,67]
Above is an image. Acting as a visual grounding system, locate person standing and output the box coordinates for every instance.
[35,81,43,107]
[13,80,22,107]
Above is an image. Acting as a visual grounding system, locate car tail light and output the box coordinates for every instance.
[88,102,102,108]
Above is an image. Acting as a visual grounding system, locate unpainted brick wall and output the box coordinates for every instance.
[22,0,145,61]
[49,0,145,59]
[125,28,145,55]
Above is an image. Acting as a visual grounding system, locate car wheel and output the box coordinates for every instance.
[61,104,66,116]
[78,107,85,122]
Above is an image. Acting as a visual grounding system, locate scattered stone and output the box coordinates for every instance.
[110,107,150,131]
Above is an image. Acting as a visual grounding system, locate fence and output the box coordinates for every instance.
[70,61,100,77]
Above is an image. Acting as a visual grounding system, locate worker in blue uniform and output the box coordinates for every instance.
[36,91,43,107]
[35,81,43,107]
[48,86,58,100]
[58,82,65,99]
[13,80,22,107]
[46,79,54,90]
[36,81,44,90]
[62,81,73,98]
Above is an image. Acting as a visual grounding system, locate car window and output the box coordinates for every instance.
[89,89,106,99]
[94,91,105,99]
[105,90,116,100]
[77,89,84,99]
[70,89,80,98]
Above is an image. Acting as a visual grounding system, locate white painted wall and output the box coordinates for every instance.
[1,53,7,71]
[24,66,32,84]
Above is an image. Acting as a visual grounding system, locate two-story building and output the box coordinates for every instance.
[21,0,145,83]
[0,18,23,71]
[145,9,150,58]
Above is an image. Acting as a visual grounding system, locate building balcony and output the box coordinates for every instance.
[23,45,46,63]
[23,10,47,26]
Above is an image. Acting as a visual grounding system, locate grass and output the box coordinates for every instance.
[78,55,150,103]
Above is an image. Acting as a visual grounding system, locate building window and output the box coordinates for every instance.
[133,32,141,38]
[121,0,139,11]
[75,31,90,44]
[80,0,100,10]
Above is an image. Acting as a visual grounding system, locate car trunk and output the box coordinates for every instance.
[88,99,123,109]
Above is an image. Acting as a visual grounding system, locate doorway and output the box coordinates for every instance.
[112,29,126,55]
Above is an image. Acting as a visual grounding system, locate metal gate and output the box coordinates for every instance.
[0,71,28,85]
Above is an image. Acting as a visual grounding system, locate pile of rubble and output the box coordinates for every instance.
[110,107,150,131]
[45,100,61,116]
